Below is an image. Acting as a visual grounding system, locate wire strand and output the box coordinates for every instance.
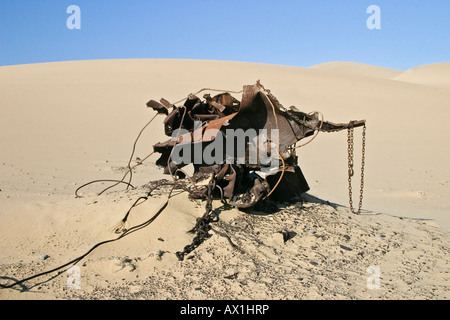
[1,184,176,290]
[261,89,286,201]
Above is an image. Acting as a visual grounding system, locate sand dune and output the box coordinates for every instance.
[0,59,449,300]
[393,63,450,90]
[309,61,403,79]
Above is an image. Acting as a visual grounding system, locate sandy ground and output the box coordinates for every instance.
[0,59,449,300]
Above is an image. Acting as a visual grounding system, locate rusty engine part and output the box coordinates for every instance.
[147,81,365,209]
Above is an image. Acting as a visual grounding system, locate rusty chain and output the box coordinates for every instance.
[175,168,245,260]
[347,124,366,214]
[175,175,217,261]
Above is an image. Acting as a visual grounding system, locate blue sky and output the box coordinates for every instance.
[0,0,449,70]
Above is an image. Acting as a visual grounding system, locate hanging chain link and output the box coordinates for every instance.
[347,124,366,214]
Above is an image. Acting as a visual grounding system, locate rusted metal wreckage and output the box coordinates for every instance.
[147,81,365,210]
[0,81,367,289]
[0,82,368,288]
